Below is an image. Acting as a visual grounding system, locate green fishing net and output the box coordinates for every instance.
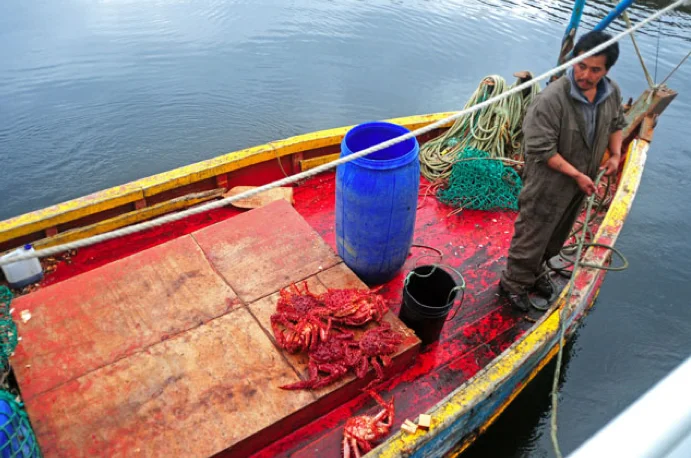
[0,287,40,457]
[436,147,523,211]
[0,288,17,374]
[0,390,40,458]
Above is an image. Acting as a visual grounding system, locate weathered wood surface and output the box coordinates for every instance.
[11,236,240,400]
[192,199,341,303]
[27,307,314,458]
[11,201,418,457]
[248,264,420,399]
[32,188,226,250]
[224,186,294,209]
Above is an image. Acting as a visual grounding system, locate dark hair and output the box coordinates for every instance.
[573,31,620,69]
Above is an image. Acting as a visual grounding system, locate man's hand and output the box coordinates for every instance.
[600,154,620,177]
[606,130,623,177]
[575,173,596,196]
[547,154,596,195]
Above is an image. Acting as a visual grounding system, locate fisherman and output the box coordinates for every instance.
[499,30,627,312]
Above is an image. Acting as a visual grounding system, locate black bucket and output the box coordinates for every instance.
[398,264,465,345]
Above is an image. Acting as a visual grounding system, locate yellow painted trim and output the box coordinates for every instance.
[0,184,144,245]
[449,344,561,457]
[374,308,562,458]
[373,139,649,458]
[0,112,455,247]
[137,144,276,197]
[32,189,224,249]
[139,112,455,196]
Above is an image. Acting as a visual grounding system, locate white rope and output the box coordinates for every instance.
[623,11,656,89]
[1,0,686,267]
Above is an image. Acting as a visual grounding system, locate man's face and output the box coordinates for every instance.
[572,54,608,91]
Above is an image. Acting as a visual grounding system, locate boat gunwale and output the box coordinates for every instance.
[369,136,650,458]
[0,113,456,248]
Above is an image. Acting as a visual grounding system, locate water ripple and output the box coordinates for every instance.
[0,0,689,222]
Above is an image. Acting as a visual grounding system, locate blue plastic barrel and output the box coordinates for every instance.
[335,121,420,285]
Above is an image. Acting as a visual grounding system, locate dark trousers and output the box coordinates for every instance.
[500,192,584,294]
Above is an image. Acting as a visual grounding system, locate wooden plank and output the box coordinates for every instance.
[622,86,677,140]
[639,114,657,142]
[224,186,294,209]
[192,199,341,304]
[137,144,277,198]
[23,307,315,458]
[10,235,240,400]
[299,153,340,172]
[246,262,420,454]
[31,189,225,250]
[248,276,346,396]
[0,183,144,245]
[316,261,368,290]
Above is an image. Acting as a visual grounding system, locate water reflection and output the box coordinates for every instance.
[0,1,689,456]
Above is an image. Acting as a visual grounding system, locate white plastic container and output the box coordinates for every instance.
[0,244,44,289]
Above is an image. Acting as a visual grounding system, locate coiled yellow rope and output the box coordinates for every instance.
[419,73,541,182]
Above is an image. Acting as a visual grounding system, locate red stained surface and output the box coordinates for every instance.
[38,206,242,287]
[24,170,605,457]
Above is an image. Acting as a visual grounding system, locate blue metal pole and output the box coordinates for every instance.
[564,0,587,42]
[593,0,636,31]
[549,0,587,84]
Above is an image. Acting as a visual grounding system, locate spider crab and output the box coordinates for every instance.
[279,330,354,390]
[319,287,389,327]
[343,390,395,458]
[270,282,333,354]
[346,322,403,382]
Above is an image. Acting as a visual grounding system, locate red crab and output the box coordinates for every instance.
[320,288,389,327]
[277,281,323,314]
[346,322,403,381]
[270,282,333,354]
[343,390,395,458]
[280,330,355,390]
[271,313,332,354]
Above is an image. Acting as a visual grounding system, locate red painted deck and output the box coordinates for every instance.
[9,200,420,457]
[8,170,612,457]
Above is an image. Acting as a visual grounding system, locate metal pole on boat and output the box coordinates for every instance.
[549,0,586,83]
[593,0,636,32]
[550,0,636,83]
[566,355,691,458]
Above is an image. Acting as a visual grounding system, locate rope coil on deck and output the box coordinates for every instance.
[418,74,540,182]
[0,0,687,268]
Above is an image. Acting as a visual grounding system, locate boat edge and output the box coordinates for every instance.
[368,137,650,458]
[0,112,456,248]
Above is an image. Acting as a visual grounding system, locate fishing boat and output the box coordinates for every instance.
[0,2,685,457]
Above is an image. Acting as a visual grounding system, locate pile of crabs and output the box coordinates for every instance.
[270,282,404,457]
[270,281,404,390]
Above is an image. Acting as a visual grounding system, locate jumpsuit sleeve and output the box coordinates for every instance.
[521,94,562,163]
[611,84,627,133]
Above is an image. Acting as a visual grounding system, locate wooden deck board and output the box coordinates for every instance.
[12,199,420,457]
[10,236,240,401]
[192,199,341,304]
[247,261,421,425]
[251,308,525,458]
[26,307,315,458]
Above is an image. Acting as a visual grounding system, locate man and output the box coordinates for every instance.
[499,31,627,312]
